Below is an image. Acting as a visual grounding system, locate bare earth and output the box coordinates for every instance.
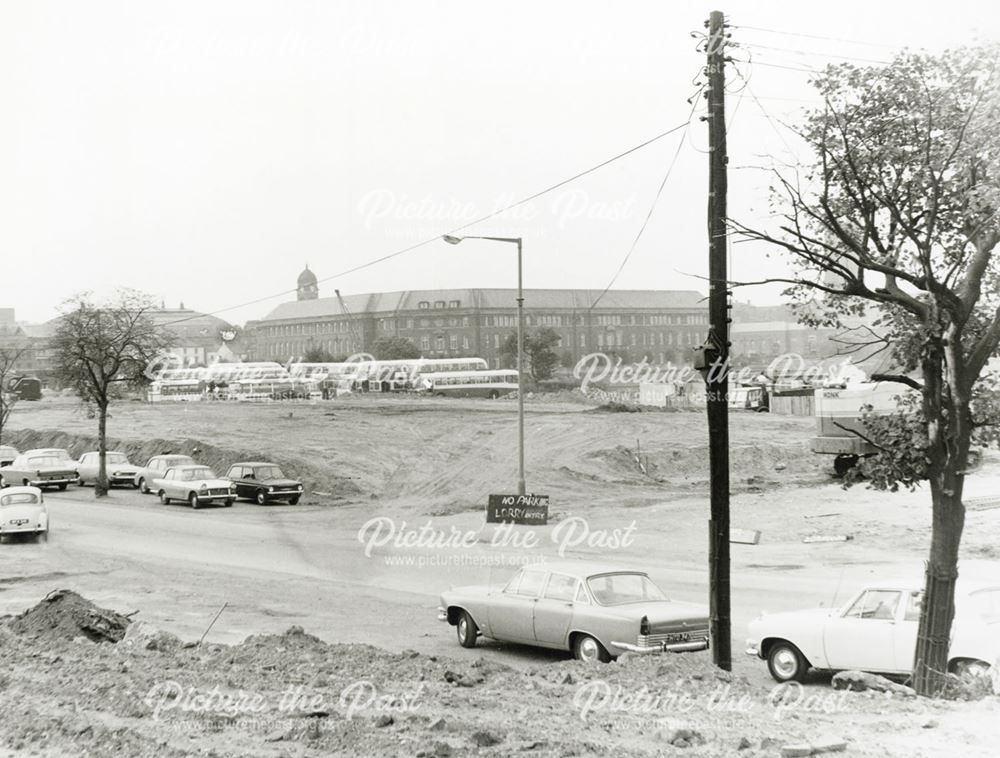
[1,393,999,757]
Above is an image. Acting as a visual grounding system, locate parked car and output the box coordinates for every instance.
[0,486,48,540]
[135,454,195,494]
[23,448,74,462]
[152,465,235,508]
[0,453,78,490]
[76,451,140,487]
[746,581,999,682]
[225,461,303,505]
[0,446,18,467]
[438,561,709,663]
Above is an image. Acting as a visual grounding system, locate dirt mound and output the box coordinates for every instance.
[8,589,131,643]
[5,428,362,501]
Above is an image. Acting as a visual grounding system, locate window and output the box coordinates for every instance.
[449,300,460,308]
[435,336,445,350]
[493,334,500,349]
[434,300,445,309]
[462,336,470,350]
[449,335,458,350]
[544,574,577,602]
[420,336,430,351]
[407,319,414,329]
[516,571,547,598]
[844,590,902,620]
[418,301,429,309]
[575,584,590,604]
[579,334,586,347]
[462,317,469,327]
[904,591,922,622]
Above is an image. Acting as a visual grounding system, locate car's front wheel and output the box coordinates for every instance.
[0,475,7,488]
[288,495,300,505]
[138,477,149,494]
[767,640,808,683]
[256,490,268,505]
[573,634,611,663]
[457,610,479,648]
[159,491,170,505]
[225,498,234,507]
[189,493,200,509]
[57,483,67,491]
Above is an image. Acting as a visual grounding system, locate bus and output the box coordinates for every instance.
[417,369,519,398]
[147,368,204,402]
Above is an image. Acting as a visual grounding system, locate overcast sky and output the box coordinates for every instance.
[2,0,997,325]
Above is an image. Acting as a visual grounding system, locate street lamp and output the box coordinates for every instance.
[443,234,526,496]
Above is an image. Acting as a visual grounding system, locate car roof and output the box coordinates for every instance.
[82,451,128,456]
[0,485,43,496]
[154,454,194,460]
[25,448,68,454]
[230,461,279,467]
[520,560,648,579]
[169,464,211,470]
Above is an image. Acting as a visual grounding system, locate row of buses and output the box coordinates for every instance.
[146,358,520,403]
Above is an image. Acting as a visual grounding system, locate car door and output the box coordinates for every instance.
[487,569,546,643]
[533,573,577,647]
[226,466,247,497]
[823,589,904,673]
[892,590,922,672]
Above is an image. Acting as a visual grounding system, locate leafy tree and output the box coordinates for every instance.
[303,345,337,363]
[371,336,421,360]
[500,328,562,380]
[50,291,172,497]
[0,345,29,445]
[732,46,1000,694]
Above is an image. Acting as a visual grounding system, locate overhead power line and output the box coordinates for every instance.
[733,24,901,50]
[160,120,693,328]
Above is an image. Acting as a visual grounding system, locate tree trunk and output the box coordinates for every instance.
[911,339,970,695]
[95,402,109,498]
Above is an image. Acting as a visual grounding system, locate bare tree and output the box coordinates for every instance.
[50,290,172,497]
[0,345,29,446]
[731,46,1000,695]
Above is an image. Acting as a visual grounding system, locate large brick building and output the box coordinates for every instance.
[244,268,711,367]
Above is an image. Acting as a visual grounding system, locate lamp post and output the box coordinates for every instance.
[443,234,526,496]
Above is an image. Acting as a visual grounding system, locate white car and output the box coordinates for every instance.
[747,581,999,682]
[0,486,49,540]
[152,465,236,508]
[76,451,139,487]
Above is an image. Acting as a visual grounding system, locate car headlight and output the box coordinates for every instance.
[297,485,303,491]
[199,484,208,492]
[268,486,275,493]
[229,484,237,492]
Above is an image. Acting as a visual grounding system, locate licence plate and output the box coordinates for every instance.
[9,518,29,526]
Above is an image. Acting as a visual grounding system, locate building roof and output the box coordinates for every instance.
[258,288,706,322]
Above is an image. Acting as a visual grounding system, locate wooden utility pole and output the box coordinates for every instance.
[705,9,731,671]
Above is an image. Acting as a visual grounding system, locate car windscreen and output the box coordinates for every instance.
[586,574,668,606]
[254,466,284,479]
[105,454,130,465]
[180,468,216,481]
[1,493,40,506]
[27,457,63,467]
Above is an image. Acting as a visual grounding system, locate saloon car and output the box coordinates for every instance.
[135,454,196,494]
[0,486,48,540]
[438,561,710,663]
[76,451,139,487]
[0,446,18,467]
[747,581,999,682]
[0,453,78,490]
[225,461,303,505]
[23,448,74,463]
[152,465,236,508]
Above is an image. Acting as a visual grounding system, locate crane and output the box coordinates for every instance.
[335,289,364,354]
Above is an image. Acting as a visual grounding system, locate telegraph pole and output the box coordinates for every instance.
[705,9,732,671]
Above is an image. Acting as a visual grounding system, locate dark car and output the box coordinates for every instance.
[225,462,303,505]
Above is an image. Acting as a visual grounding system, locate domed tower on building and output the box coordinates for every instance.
[297,265,319,301]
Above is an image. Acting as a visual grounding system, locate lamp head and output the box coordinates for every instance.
[442,235,463,245]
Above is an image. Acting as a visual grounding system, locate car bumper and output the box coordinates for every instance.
[437,607,448,622]
[611,638,710,654]
[29,478,75,487]
[745,639,761,657]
